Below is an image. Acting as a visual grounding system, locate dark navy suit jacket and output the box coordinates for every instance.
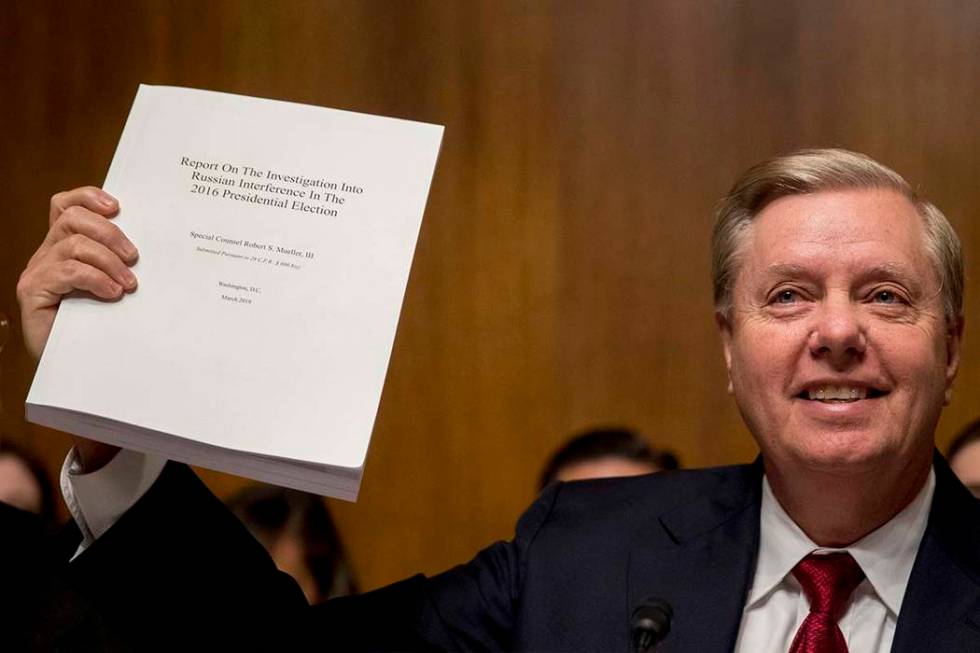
[34,452,980,651]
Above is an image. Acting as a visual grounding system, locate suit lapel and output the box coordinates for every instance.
[627,462,762,653]
[892,454,980,652]
[623,453,980,652]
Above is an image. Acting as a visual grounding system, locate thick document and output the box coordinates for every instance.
[27,85,443,500]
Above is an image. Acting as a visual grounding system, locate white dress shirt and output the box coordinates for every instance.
[734,470,935,653]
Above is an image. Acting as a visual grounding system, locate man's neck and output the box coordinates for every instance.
[764,454,933,547]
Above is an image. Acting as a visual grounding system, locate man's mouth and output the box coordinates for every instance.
[797,385,888,403]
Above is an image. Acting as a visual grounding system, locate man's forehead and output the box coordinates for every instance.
[738,190,931,265]
[754,187,919,228]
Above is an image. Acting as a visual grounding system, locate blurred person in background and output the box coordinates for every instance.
[538,426,679,489]
[227,485,357,603]
[947,419,980,498]
[0,440,58,524]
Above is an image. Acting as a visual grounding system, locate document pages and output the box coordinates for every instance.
[27,85,444,500]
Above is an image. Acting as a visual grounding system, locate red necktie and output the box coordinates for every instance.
[788,552,866,653]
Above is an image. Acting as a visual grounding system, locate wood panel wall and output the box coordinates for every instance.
[1,1,978,590]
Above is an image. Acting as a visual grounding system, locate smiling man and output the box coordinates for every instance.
[16,149,978,651]
[711,150,968,652]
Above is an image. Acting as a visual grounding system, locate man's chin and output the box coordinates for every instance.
[774,436,896,477]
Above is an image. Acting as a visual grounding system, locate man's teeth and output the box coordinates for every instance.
[807,386,868,401]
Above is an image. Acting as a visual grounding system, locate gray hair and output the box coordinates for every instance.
[711,148,963,323]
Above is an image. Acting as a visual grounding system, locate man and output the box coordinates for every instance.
[17,149,979,651]
[537,426,679,488]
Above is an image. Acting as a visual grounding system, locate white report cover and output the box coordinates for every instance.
[27,85,443,500]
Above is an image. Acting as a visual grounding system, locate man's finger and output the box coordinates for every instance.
[49,186,118,226]
[46,205,139,265]
[30,258,127,303]
[47,234,138,291]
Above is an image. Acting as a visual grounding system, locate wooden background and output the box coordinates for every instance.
[1,1,977,590]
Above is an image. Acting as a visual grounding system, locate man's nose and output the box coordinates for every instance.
[807,298,867,367]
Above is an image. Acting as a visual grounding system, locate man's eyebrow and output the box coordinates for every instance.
[764,263,809,277]
[855,263,918,281]
[764,262,921,283]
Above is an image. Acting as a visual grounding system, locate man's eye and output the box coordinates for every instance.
[873,290,899,304]
[774,289,797,304]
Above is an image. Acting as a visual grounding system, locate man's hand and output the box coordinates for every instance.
[17,186,139,471]
[18,186,138,358]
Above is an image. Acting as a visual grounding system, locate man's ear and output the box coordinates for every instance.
[944,315,964,405]
[715,309,734,394]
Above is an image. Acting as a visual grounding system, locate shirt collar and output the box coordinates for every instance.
[747,467,935,616]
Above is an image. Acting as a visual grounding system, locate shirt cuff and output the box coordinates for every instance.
[61,447,168,558]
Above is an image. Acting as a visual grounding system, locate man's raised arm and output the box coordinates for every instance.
[16,188,313,648]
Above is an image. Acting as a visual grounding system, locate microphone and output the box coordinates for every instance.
[630,598,673,653]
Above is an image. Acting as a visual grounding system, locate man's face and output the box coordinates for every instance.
[718,188,961,476]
